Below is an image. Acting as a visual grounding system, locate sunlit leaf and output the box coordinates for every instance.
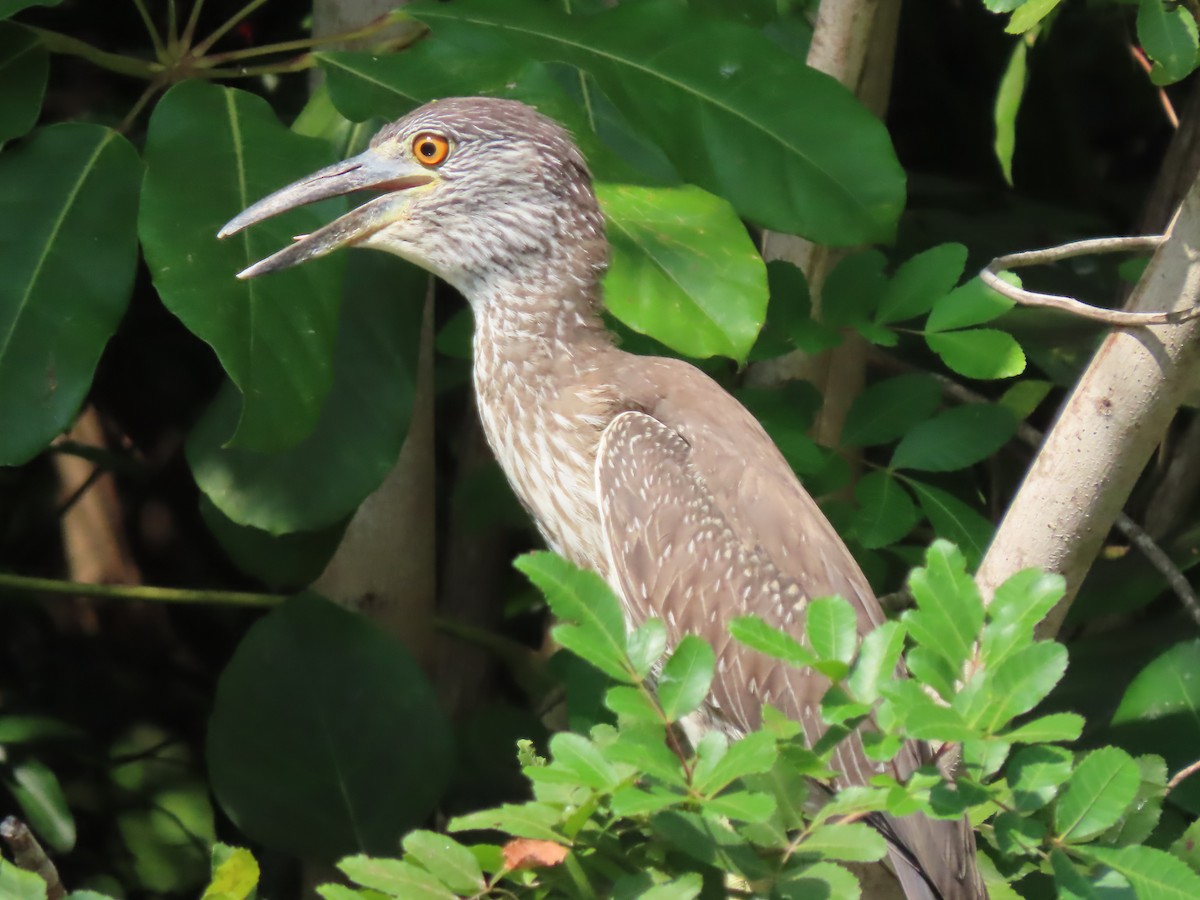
[1055,747,1140,843]
[657,636,715,722]
[892,404,1016,472]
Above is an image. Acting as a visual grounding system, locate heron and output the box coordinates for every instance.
[219,96,986,900]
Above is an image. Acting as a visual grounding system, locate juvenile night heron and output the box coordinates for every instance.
[220,97,985,900]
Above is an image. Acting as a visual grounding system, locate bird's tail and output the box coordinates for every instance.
[875,809,988,900]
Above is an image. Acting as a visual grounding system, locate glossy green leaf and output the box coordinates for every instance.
[821,250,888,328]
[994,39,1027,185]
[1082,845,1200,900]
[904,541,983,674]
[0,861,45,900]
[1055,747,1140,843]
[188,253,424,534]
[1006,0,1063,34]
[605,684,663,724]
[0,23,45,144]
[840,374,942,447]
[1007,744,1074,813]
[141,81,343,451]
[1001,712,1084,744]
[1105,755,1167,846]
[805,596,858,669]
[401,831,485,896]
[851,470,918,548]
[704,790,776,822]
[1050,848,1104,900]
[517,552,631,682]
[1169,817,1200,871]
[448,802,564,842]
[599,183,767,361]
[339,856,456,900]
[795,822,887,861]
[847,620,904,704]
[548,732,622,791]
[963,641,1067,733]
[657,636,715,722]
[926,277,1013,333]
[627,619,668,679]
[875,243,968,325]
[693,731,778,796]
[0,123,140,465]
[1138,0,1199,85]
[635,874,703,900]
[884,680,976,743]
[406,0,905,244]
[730,616,817,668]
[983,567,1065,668]
[999,378,1051,420]
[926,328,1026,380]
[892,404,1016,472]
[5,757,74,852]
[776,860,861,900]
[207,594,453,860]
[905,480,994,568]
[1110,640,1200,814]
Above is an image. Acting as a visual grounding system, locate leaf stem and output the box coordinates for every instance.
[30,26,162,79]
[193,0,270,56]
[129,0,166,59]
[182,0,206,47]
[202,14,417,66]
[0,572,282,608]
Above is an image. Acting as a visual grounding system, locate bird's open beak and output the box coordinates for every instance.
[217,149,434,279]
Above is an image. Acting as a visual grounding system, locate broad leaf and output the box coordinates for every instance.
[840,374,942,447]
[926,276,1013,332]
[339,856,456,900]
[805,596,858,671]
[448,802,564,842]
[517,552,631,682]
[1138,0,1200,85]
[1082,845,1200,900]
[141,81,343,451]
[875,243,967,325]
[405,0,905,244]
[905,480,994,567]
[851,471,918,548]
[188,252,423,534]
[693,731,778,796]
[5,757,74,852]
[600,184,767,362]
[0,123,140,465]
[795,822,887,862]
[0,861,45,900]
[402,831,485,896]
[892,404,1016,472]
[627,619,668,679]
[994,39,1027,185]
[0,23,45,144]
[207,594,452,860]
[548,732,622,791]
[1055,747,1140,843]
[730,616,816,668]
[983,568,1065,667]
[657,636,715,722]
[847,621,904,704]
[926,328,1025,380]
[1001,712,1084,744]
[959,641,1067,734]
[904,541,982,675]
[1007,744,1074,813]
[203,845,259,900]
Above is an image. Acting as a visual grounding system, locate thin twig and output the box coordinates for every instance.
[182,0,206,47]
[193,0,270,56]
[1130,45,1180,129]
[869,347,1200,625]
[0,572,282,607]
[129,0,165,59]
[118,81,161,134]
[982,235,1200,326]
[1,818,64,900]
[1168,758,1200,794]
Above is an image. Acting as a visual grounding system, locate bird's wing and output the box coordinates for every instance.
[594,359,985,900]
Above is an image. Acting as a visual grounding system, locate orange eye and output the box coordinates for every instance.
[412,132,450,166]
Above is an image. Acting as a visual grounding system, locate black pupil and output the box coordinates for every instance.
[420,141,437,158]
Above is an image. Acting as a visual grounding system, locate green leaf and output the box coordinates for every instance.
[960,641,1067,734]
[599,183,768,362]
[994,39,1028,185]
[634,874,703,900]
[730,616,816,668]
[926,328,1026,380]
[188,252,424,534]
[884,680,976,743]
[875,243,968,325]
[703,790,777,822]
[892,404,1016,472]
[1051,848,1104,900]
[776,860,861,900]
[517,552,631,683]
[983,567,1065,668]
[0,23,46,144]
[0,123,140,465]
[605,685,663,724]
[401,831,485,896]
[338,856,457,900]
[1110,640,1200,814]
[999,379,1052,420]
[0,861,45,900]
[1007,744,1074,813]
[737,382,825,475]
[202,845,259,900]
[6,757,75,852]
[1001,712,1084,744]
[994,810,1044,857]
[1081,845,1200,900]
[904,541,983,674]
[794,821,887,862]
[0,0,60,16]
[847,620,904,704]
[805,596,858,670]
[840,374,942,447]
[851,471,918,548]
[1170,818,1200,871]
[406,0,905,244]
[926,276,1014,332]
[548,732,622,791]
[905,480,994,568]
[1055,747,1141,843]
[821,250,888,327]
[627,619,667,679]
[1138,0,1199,85]
[1006,0,1063,34]
[1105,755,1166,846]
[448,802,564,842]
[657,636,715,722]
[207,594,453,860]
[606,723,688,787]
[693,731,778,796]
[141,81,343,452]
[0,714,81,744]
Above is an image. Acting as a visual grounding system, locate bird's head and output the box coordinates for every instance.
[219,97,608,299]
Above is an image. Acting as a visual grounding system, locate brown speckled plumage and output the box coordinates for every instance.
[223,97,986,900]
